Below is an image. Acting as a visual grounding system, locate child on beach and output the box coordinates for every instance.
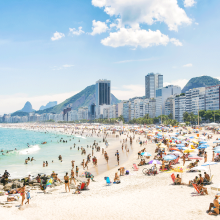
[25,190,31,205]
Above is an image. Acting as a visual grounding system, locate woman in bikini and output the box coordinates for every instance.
[64,172,70,192]
[18,184,26,206]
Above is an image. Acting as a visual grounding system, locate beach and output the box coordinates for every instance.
[0,123,220,220]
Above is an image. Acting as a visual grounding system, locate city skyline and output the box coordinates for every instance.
[1,0,220,114]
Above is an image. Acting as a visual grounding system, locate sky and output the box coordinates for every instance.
[0,0,220,114]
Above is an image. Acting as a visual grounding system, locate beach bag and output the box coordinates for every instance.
[125,170,129,175]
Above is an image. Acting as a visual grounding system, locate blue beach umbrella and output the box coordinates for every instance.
[141,152,152,156]
[201,161,217,175]
[215,149,220,153]
[176,144,185,147]
[213,140,220,143]
[198,145,208,149]
[199,141,207,144]
[163,155,176,161]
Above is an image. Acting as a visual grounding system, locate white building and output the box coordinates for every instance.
[78,107,88,120]
[174,95,186,122]
[205,85,220,110]
[186,87,205,115]
[68,110,78,121]
[155,85,181,117]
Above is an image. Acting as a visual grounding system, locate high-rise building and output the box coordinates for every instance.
[95,79,111,118]
[155,85,181,117]
[145,73,163,98]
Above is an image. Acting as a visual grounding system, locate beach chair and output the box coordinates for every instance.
[80,182,86,190]
[133,163,139,171]
[171,173,175,183]
[105,177,112,186]
[192,184,204,195]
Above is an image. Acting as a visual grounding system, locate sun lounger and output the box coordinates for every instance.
[133,163,139,171]
[105,177,112,186]
[171,173,175,183]
[192,184,204,195]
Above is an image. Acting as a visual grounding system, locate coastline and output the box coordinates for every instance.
[1,124,220,220]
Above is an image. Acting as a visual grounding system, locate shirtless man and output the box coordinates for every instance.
[119,167,125,176]
[208,195,220,215]
[64,172,70,192]
[198,183,208,195]
[70,169,76,184]
[18,184,26,206]
[82,159,85,170]
[204,172,210,183]
[71,160,75,168]
[204,152,207,163]
[114,172,120,182]
[162,159,165,172]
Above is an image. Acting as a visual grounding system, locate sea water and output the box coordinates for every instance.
[0,127,103,178]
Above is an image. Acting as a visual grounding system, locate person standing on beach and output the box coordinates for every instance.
[204,152,207,163]
[76,166,79,177]
[64,172,70,193]
[183,154,186,166]
[70,169,76,184]
[18,184,26,206]
[71,160,75,168]
[25,190,30,205]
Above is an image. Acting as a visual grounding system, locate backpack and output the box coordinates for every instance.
[125,170,129,175]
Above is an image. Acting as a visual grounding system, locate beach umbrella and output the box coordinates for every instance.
[213,140,220,143]
[177,146,187,150]
[163,155,176,161]
[215,149,220,153]
[191,166,208,171]
[199,141,207,144]
[148,160,161,165]
[176,144,185,147]
[184,149,194,153]
[141,152,152,156]
[201,161,217,176]
[169,147,180,151]
[198,145,208,149]
[169,151,182,156]
[189,156,203,160]
[188,153,198,157]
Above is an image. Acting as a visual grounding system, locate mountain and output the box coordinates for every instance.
[39,101,57,111]
[11,111,29,117]
[182,76,220,93]
[21,101,35,113]
[35,84,120,114]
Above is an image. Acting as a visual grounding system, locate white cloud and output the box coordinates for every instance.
[195,22,199,25]
[63,64,74,68]
[184,0,196,7]
[90,20,108,35]
[69,27,85,36]
[51,31,65,41]
[0,91,79,115]
[183,63,193,67]
[101,28,181,48]
[170,38,183,46]
[114,58,156,64]
[164,79,188,89]
[112,84,145,100]
[92,0,192,31]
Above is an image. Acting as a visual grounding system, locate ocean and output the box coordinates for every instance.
[0,127,103,178]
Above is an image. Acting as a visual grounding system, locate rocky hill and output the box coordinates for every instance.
[21,101,35,113]
[34,84,120,114]
[39,101,57,111]
[182,76,220,93]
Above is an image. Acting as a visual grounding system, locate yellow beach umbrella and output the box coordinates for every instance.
[184,149,194,153]
[192,141,199,144]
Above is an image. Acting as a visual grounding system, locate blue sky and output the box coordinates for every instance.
[0,0,220,114]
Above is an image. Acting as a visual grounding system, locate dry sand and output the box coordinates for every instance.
[0,125,219,220]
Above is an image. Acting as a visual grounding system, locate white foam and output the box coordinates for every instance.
[75,136,86,139]
[19,145,40,155]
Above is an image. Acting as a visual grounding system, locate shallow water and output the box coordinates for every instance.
[0,128,104,178]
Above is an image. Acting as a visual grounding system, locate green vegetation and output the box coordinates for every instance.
[199,110,220,122]
[182,76,220,93]
[183,112,201,124]
[128,114,179,126]
[11,111,29,117]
